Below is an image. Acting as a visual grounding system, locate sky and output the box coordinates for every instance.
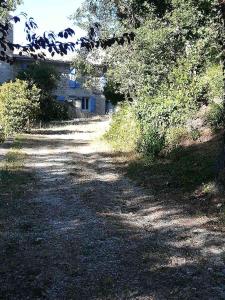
[13,0,86,58]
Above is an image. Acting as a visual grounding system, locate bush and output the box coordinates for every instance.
[165,127,189,152]
[45,98,68,121]
[17,62,66,121]
[39,96,68,122]
[206,103,224,131]
[139,128,164,158]
[0,80,40,137]
[0,127,4,143]
[104,103,141,152]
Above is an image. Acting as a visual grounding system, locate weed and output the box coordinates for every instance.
[202,181,219,195]
[0,136,34,201]
[206,103,224,131]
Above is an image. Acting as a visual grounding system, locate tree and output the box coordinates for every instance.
[0,0,135,64]
[17,62,60,92]
[104,80,125,105]
[0,0,22,20]
[75,0,225,161]
[17,62,67,121]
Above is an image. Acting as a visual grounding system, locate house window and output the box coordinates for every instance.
[82,97,89,111]
[70,67,76,76]
[69,67,76,81]
[68,67,80,88]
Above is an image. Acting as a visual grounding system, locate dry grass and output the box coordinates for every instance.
[0,136,35,200]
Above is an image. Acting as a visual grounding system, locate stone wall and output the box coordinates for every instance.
[53,64,92,99]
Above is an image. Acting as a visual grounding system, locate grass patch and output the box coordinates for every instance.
[0,136,35,201]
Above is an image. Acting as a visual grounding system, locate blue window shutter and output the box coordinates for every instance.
[90,96,96,113]
[75,81,81,88]
[56,95,65,101]
[69,80,75,88]
[69,80,80,89]
[69,67,76,88]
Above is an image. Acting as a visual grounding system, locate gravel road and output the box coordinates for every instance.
[1,117,225,300]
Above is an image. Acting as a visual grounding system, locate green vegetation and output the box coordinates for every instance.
[73,0,225,194]
[206,103,225,131]
[74,0,224,160]
[17,62,68,122]
[104,103,141,152]
[0,63,68,142]
[0,79,40,138]
[0,136,34,200]
[0,0,22,20]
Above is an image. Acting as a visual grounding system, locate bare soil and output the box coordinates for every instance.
[1,117,225,300]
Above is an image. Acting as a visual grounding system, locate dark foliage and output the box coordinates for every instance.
[17,62,67,121]
[0,1,135,64]
[104,81,125,105]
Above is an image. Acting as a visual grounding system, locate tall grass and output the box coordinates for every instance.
[104,103,141,152]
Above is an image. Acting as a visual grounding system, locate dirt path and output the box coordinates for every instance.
[1,117,225,300]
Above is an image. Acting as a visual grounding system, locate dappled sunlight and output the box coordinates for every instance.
[1,117,225,299]
[51,219,82,232]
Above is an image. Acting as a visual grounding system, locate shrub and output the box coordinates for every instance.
[0,127,4,143]
[190,128,201,141]
[40,96,68,122]
[17,62,66,121]
[139,128,165,158]
[0,80,40,137]
[46,98,68,121]
[104,103,141,152]
[165,127,189,151]
[206,103,224,131]
[136,97,195,158]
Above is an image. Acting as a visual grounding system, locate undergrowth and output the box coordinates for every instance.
[0,136,35,200]
[127,133,222,194]
[104,103,141,152]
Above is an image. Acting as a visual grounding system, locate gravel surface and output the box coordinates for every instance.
[1,117,225,300]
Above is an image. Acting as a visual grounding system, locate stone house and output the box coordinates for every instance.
[0,29,106,118]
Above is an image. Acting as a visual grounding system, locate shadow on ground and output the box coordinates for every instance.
[1,124,225,299]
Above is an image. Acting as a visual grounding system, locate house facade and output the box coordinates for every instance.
[0,29,106,118]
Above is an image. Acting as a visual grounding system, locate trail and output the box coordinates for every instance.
[1,117,225,299]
